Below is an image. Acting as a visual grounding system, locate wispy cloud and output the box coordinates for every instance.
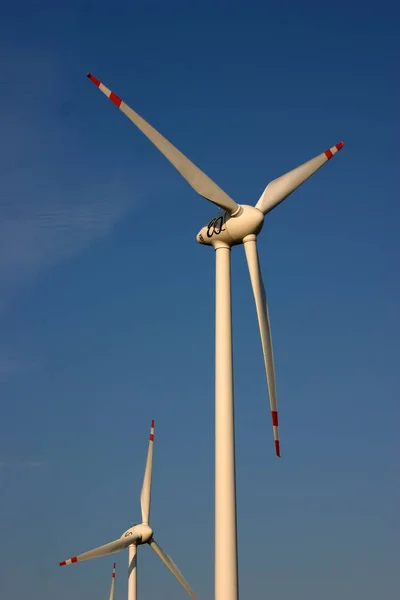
[0,344,42,382]
[0,346,20,380]
[0,50,148,387]
[0,175,133,310]
[21,460,47,468]
[0,48,141,312]
[0,460,49,469]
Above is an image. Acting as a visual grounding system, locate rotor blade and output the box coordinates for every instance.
[87,73,240,216]
[59,535,140,566]
[149,539,197,600]
[140,419,154,524]
[109,563,116,600]
[243,238,280,457]
[255,142,344,215]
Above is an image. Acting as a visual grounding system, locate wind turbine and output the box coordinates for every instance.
[109,563,116,600]
[86,72,344,600]
[59,420,196,600]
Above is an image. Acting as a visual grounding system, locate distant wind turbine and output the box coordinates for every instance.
[59,421,196,600]
[109,563,116,600]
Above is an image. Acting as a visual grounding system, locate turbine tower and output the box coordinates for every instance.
[86,72,344,600]
[59,420,196,600]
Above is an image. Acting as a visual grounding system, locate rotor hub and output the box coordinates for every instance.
[121,523,153,545]
[196,204,264,248]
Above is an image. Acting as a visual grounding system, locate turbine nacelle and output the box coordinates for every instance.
[196,205,264,248]
[121,523,153,544]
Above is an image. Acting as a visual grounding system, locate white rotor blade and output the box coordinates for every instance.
[87,73,240,216]
[149,539,197,600]
[59,535,140,566]
[109,563,116,600]
[243,238,280,457]
[255,142,344,215]
[140,419,154,524]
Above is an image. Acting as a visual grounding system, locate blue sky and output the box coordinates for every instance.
[0,1,398,599]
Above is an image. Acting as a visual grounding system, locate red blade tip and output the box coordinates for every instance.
[87,73,100,87]
[325,141,345,160]
[59,561,66,566]
[275,440,281,458]
[151,419,155,428]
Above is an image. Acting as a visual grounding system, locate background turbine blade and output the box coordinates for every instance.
[255,142,344,215]
[87,73,240,215]
[59,535,140,566]
[243,238,280,457]
[149,539,197,599]
[109,563,116,600]
[140,419,155,524]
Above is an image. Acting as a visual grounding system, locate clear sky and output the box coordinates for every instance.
[0,1,398,599]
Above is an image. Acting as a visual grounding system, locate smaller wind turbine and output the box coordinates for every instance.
[59,421,196,600]
[109,563,116,600]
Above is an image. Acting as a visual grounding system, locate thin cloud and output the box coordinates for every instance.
[22,461,47,468]
[0,48,142,312]
[0,49,164,384]
[0,346,19,379]
[0,175,133,310]
[0,345,25,382]
[0,344,42,382]
[0,460,49,469]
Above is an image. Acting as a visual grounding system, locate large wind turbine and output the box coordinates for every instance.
[86,72,344,600]
[59,421,196,600]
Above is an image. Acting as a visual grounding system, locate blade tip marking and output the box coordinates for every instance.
[109,91,122,108]
[59,561,66,566]
[275,440,281,457]
[151,419,155,428]
[324,141,344,160]
[87,73,100,87]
